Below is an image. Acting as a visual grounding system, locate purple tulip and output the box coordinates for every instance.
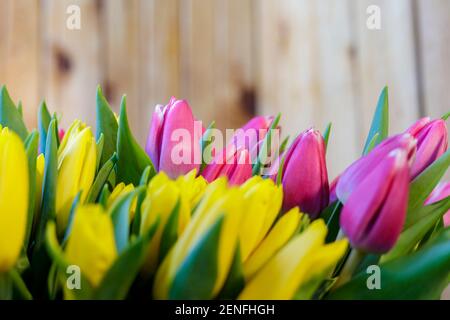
[336,133,416,204]
[425,182,450,227]
[329,175,339,204]
[201,145,252,186]
[280,128,329,218]
[340,148,410,253]
[145,97,202,179]
[406,117,448,179]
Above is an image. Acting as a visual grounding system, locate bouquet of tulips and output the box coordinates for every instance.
[0,84,449,300]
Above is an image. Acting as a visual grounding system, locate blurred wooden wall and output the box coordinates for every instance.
[0,0,449,178]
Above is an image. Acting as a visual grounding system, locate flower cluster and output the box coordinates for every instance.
[0,85,449,300]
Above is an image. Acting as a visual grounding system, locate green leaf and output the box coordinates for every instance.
[217,246,245,299]
[110,187,145,253]
[9,269,32,300]
[158,200,181,262]
[323,122,332,151]
[86,152,117,203]
[116,96,155,185]
[200,121,216,173]
[38,101,51,154]
[321,201,342,243]
[253,113,281,175]
[169,215,224,299]
[45,221,93,299]
[0,85,28,140]
[279,135,290,154]
[381,196,450,263]
[98,184,111,208]
[34,120,58,251]
[362,86,389,155]
[130,166,151,236]
[92,218,159,300]
[275,154,286,186]
[362,132,379,156]
[24,130,39,249]
[407,149,450,214]
[441,111,450,121]
[96,133,104,172]
[17,101,23,117]
[328,228,450,299]
[96,85,118,168]
[61,192,82,245]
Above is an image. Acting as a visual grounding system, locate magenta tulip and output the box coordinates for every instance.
[336,133,416,203]
[280,128,329,218]
[406,117,448,179]
[425,182,450,227]
[201,145,252,186]
[145,97,202,179]
[340,148,410,253]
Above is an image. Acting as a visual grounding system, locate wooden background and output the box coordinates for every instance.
[0,0,449,179]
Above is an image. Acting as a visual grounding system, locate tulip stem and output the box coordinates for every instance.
[332,249,366,290]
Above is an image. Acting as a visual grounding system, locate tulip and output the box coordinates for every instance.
[340,149,410,253]
[32,154,45,232]
[425,182,450,227]
[64,205,117,292]
[107,182,136,219]
[153,178,244,299]
[238,176,283,261]
[229,116,274,162]
[329,175,339,204]
[336,133,416,204]
[406,117,448,179]
[0,128,28,272]
[56,120,97,235]
[201,145,252,185]
[140,170,207,273]
[145,97,202,179]
[238,219,348,299]
[279,128,329,218]
[58,128,65,142]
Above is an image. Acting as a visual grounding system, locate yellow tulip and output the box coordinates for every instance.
[153,178,242,299]
[65,205,117,289]
[0,128,28,272]
[56,120,97,235]
[243,207,303,280]
[107,182,136,219]
[238,219,348,300]
[238,176,283,261]
[140,170,207,273]
[33,154,45,227]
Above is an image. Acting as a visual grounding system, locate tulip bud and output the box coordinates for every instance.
[406,117,448,179]
[0,128,28,272]
[56,120,97,235]
[107,182,136,219]
[202,146,252,185]
[425,182,450,227]
[340,149,410,253]
[64,205,117,290]
[145,98,202,179]
[280,128,329,218]
[336,133,416,204]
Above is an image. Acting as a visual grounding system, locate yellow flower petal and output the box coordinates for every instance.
[238,219,327,300]
[65,205,117,288]
[0,128,28,272]
[243,207,302,280]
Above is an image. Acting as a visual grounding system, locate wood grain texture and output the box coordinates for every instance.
[0,0,40,127]
[41,0,101,129]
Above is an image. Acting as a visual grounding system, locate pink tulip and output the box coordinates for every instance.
[340,149,410,253]
[406,117,448,179]
[145,97,201,179]
[329,175,339,204]
[229,116,275,163]
[58,128,65,142]
[201,145,252,186]
[280,128,329,218]
[336,133,416,203]
[425,182,450,227]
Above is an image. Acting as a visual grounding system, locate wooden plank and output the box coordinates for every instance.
[138,0,180,144]
[416,0,450,119]
[352,0,420,140]
[41,0,102,130]
[1,0,40,128]
[103,0,140,139]
[256,0,360,178]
